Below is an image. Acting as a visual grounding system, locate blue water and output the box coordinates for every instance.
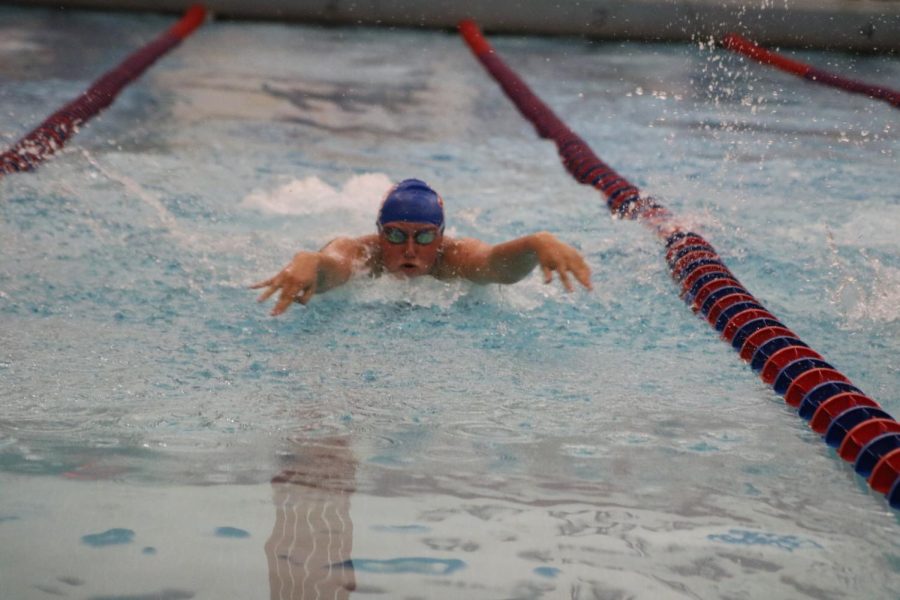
[1,5,899,599]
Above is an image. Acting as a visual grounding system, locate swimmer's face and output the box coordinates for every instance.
[378,221,443,277]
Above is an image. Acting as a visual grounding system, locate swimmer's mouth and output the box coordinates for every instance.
[398,262,424,276]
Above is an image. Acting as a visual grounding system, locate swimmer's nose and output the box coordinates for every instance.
[403,238,416,257]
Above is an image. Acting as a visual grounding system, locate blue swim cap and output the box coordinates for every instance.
[377,179,444,230]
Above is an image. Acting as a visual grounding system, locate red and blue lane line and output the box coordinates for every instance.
[458,19,900,509]
[0,4,207,178]
[722,33,900,110]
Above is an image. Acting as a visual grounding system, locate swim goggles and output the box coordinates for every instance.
[380,226,439,245]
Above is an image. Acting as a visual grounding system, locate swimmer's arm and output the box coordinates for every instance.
[252,235,378,315]
[443,233,592,291]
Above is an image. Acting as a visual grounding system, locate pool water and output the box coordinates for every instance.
[1,6,898,599]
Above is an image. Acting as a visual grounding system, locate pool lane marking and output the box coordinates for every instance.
[458,19,900,510]
[77,148,209,295]
[722,33,900,110]
[80,149,179,232]
[0,5,207,178]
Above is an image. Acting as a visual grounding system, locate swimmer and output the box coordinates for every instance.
[252,179,592,315]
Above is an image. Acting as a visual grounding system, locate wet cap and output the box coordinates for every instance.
[377,179,444,230]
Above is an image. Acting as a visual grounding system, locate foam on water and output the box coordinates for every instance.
[828,241,900,326]
[241,172,392,217]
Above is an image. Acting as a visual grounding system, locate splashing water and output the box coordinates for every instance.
[242,172,392,216]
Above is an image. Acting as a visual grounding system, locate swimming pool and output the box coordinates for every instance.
[1,6,898,598]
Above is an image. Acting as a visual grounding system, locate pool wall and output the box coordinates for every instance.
[12,0,900,51]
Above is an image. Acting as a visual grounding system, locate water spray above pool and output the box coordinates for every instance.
[458,19,900,510]
[722,33,900,110]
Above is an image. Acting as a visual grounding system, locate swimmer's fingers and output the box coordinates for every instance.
[295,282,316,306]
[541,264,553,285]
[569,256,593,291]
[272,283,301,316]
[252,272,284,303]
[541,258,572,291]
[542,253,592,292]
[256,282,280,303]
[557,266,574,293]
[574,267,593,290]
[249,276,275,290]
[541,260,573,292]
[553,246,592,292]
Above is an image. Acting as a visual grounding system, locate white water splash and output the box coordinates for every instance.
[241,172,393,217]
[827,231,900,326]
[347,274,474,309]
[338,268,555,312]
[0,31,41,53]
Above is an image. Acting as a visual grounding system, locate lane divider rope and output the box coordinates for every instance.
[458,19,900,509]
[722,33,900,110]
[0,4,207,178]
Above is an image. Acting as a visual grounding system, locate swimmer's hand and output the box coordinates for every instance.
[455,231,592,291]
[251,252,322,315]
[251,238,365,315]
[530,232,593,292]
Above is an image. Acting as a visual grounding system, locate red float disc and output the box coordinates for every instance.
[738,326,796,361]
[665,237,710,263]
[784,368,851,407]
[680,266,733,296]
[673,250,720,279]
[869,448,900,494]
[690,278,743,311]
[761,346,824,385]
[837,419,900,463]
[721,309,776,342]
[706,293,756,326]
[810,393,879,434]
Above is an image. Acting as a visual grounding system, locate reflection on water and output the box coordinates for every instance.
[266,437,357,600]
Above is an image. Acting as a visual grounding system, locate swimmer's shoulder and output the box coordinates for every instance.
[320,234,379,255]
[435,236,490,280]
[321,235,381,273]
